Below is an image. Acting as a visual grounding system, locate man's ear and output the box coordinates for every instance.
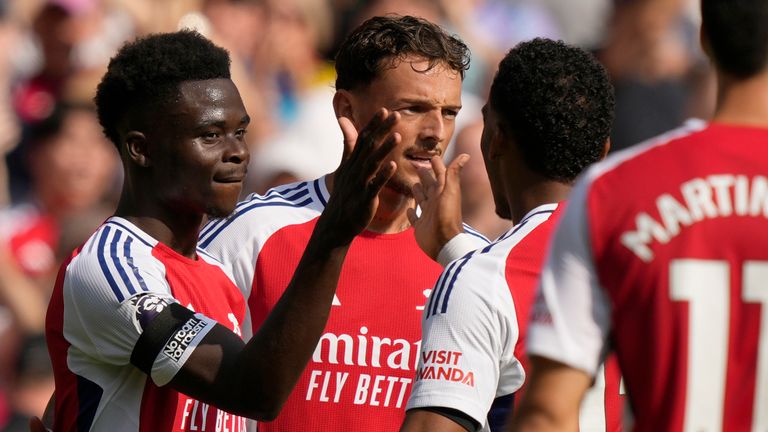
[700,22,711,59]
[333,90,355,122]
[125,131,151,167]
[487,126,509,161]
[601,138,611,160]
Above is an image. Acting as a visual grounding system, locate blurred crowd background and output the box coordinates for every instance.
[0,0,712,429]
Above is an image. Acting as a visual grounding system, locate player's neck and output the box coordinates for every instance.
[714,70,768,127]
[325,174,414,234]
[368,186,414,234]
[508,181,571,225]
[114,189,203,259]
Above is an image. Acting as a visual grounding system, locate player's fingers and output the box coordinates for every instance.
[368,110,399,152]
[366,131,400,173]
[415,165,438,195]
[412,181,428,205]
[367,161,397,196]
[444,153,470,193]
[430,155,448,188]
[353,108,387,156]
[338,116,358,162]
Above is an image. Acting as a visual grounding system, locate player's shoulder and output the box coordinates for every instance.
[584,119,708,186]
[438,206,557,288]
[198,178,328,249]
[65,217,163,303]
[461,222,491,244]
[425,229,526,320]
[72,217,157,265]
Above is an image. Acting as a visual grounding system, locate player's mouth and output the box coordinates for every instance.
[213,170,246,184]
[405,151,440,170]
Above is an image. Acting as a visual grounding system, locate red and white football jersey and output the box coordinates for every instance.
[47,217,246,431]
[199,177,488,431]
[408,204,624,431]
[528,120,768,431]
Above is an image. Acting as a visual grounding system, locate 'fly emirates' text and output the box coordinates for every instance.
[304,326,419,407]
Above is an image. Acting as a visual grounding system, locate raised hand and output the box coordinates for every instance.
[318,108,400,246]
[407,153,470,260]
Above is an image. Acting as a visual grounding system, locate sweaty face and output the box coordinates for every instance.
[149,78,250,218]
[480,103,511,220]
[351,56,462,196]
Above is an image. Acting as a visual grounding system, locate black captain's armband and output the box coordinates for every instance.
[130,302,196,375]
[416,407,479,432]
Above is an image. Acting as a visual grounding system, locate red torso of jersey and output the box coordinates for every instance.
[587,123,768,431]
[47,224,246,432]
[137,244,247,432]
[250,218,443,431]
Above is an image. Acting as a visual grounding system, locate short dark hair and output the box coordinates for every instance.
[334,15,470,91]
[701,0,768,78]
[490,38,614,183]
[95,30,231,148]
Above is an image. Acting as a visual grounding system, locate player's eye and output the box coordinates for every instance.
[202,132,220,142]
[399,106,423,115]
[443,109,458,120]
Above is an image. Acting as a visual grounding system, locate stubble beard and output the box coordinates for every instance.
[384,176,414,198]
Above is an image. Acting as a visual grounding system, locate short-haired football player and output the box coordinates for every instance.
[511,0,768,430]
[45,30,400,431]
[199,15,487,431]
[400,39,619,432]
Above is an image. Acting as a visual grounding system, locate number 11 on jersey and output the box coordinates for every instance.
[670,259,768,432]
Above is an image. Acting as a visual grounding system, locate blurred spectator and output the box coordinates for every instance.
[539,0,611,49]
[440,0,562,97]
[0,335,53,431]
[0,101,118,425]
[196,0,275,143]
[601,0,714,150]
[7,0,134,201]
[0,17,22,207]
[244,0,341,193]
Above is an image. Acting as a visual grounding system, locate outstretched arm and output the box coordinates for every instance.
[167,109,401,419]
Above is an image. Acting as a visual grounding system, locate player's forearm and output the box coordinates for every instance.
[235,231,351,417]
[507,405,575,432]
[507,357,590,432]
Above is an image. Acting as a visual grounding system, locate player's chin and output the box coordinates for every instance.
[206,189,241,218]
[384,177,415,197]
[206,202,236,219]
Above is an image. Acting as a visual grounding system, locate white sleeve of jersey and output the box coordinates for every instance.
[198,212,260,297]
[62,239,216,387]
[526,175,612,376]
[406,256,524,426]
[436,232,489,266]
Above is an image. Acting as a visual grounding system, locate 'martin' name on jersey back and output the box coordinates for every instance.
[622,174,768,262]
